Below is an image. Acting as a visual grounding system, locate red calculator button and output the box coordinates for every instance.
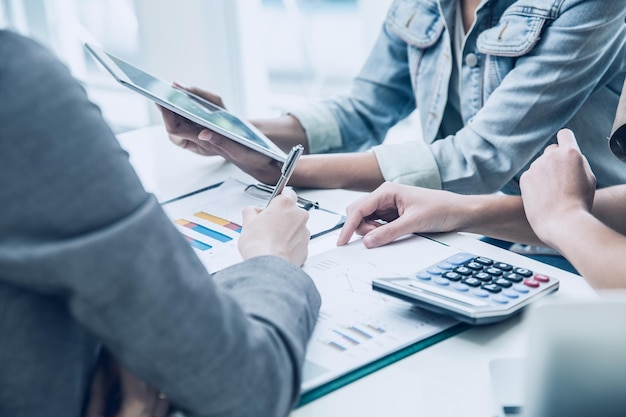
[524,279,540,288]
[534,274,550,283]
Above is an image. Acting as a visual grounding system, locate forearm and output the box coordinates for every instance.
[3,199,320,417]
[201,257,322,416]
[292,152,385,191]
[591,185,626,235]
[251,115,309,153]
[440,188,626,251]
[456,194,544,245]
[538,211,626,289]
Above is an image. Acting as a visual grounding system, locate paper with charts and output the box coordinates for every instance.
[299,236,459,393]
[162,178,459,393]
[161,178,344,273]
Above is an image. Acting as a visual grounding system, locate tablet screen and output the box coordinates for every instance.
[86,43,286,161]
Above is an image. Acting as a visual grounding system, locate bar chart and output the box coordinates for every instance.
[300,238,459,393]
[175,218,234,244]
[162,179,253,272]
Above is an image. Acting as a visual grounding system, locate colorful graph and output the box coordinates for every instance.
[332,330,360,346]
[195,211,242,233]
[346,326,373,340]
[317,321,388,356]
[327,341,347,352]
[365,323,386,334]
[183,236,212,251]
[175,219,232,243]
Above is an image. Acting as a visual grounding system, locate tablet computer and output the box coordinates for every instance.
[85,43,287,162]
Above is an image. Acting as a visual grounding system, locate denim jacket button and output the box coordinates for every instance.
[465,53,478,67]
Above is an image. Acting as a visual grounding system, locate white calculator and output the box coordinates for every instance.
[372,252,559,325]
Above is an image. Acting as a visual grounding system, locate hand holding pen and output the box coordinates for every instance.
[266,144,304,208]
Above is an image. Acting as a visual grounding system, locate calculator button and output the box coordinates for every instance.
[453,266,472,275]
[503,290,520,299]
[437,262,454,270]
[442,272,462,281]
[485,267,503,276]
[416,271,431,280]
[513,284,530,293]
[402,253,557,322]
[466,261,484,270]
[462,277,482,287]
[513,268,533,277]
[473,272,492,282]
[524,279,540,288]
[475,256,494,266]
[473,289,490,298]
[447,253,475,265]
[494,262,513,271]
[482,284,502,293]
[408,282,489,307]
[492,295,509,304]
[503,273,524,283]
[494,278,512,288]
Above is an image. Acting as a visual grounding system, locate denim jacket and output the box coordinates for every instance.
[290,0,626,193]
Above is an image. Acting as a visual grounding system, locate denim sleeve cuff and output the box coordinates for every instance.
[372,141,442,189]
[286,102,342,154]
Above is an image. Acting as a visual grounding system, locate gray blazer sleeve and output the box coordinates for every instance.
[0,31,320,417]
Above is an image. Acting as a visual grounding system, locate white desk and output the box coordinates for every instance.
[118,126,597,417]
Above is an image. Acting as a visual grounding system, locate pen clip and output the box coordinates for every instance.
[266,144,304,207]
[281,144,303,175]
[244,183,320,210]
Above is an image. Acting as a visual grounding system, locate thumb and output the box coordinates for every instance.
[362,217,415,248]
[241,206,261,225]
[556,128,580,151]
[279,187,298,203]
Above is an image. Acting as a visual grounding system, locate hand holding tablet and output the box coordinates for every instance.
[85,43,287,163]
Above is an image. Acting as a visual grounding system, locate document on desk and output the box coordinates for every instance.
[161,177,345,273]
[163,179,464,401]
[299,236,461,397]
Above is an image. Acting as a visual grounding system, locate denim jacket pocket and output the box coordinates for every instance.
[385,0,444,48]
[476,4,555,97]
[477,7,551,56]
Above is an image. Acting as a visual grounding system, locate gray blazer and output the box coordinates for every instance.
[0,31,321,417]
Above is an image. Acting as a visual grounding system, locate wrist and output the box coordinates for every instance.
[534,209,593,251]
[251,115,307,152]
[455,194,501,233]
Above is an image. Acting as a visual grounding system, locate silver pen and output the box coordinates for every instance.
[265,144,304,208]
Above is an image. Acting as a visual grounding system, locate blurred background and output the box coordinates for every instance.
[0,0,404,134]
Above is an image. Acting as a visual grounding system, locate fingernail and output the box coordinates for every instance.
[363,234,377,248]
[198,131,213,141]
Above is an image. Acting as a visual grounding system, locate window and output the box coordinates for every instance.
[1,0,148,132]
[1,0,417,141]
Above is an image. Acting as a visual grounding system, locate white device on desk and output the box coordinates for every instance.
[84,43,287,162]
[372,249,559,324]
[490,294,626,417]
